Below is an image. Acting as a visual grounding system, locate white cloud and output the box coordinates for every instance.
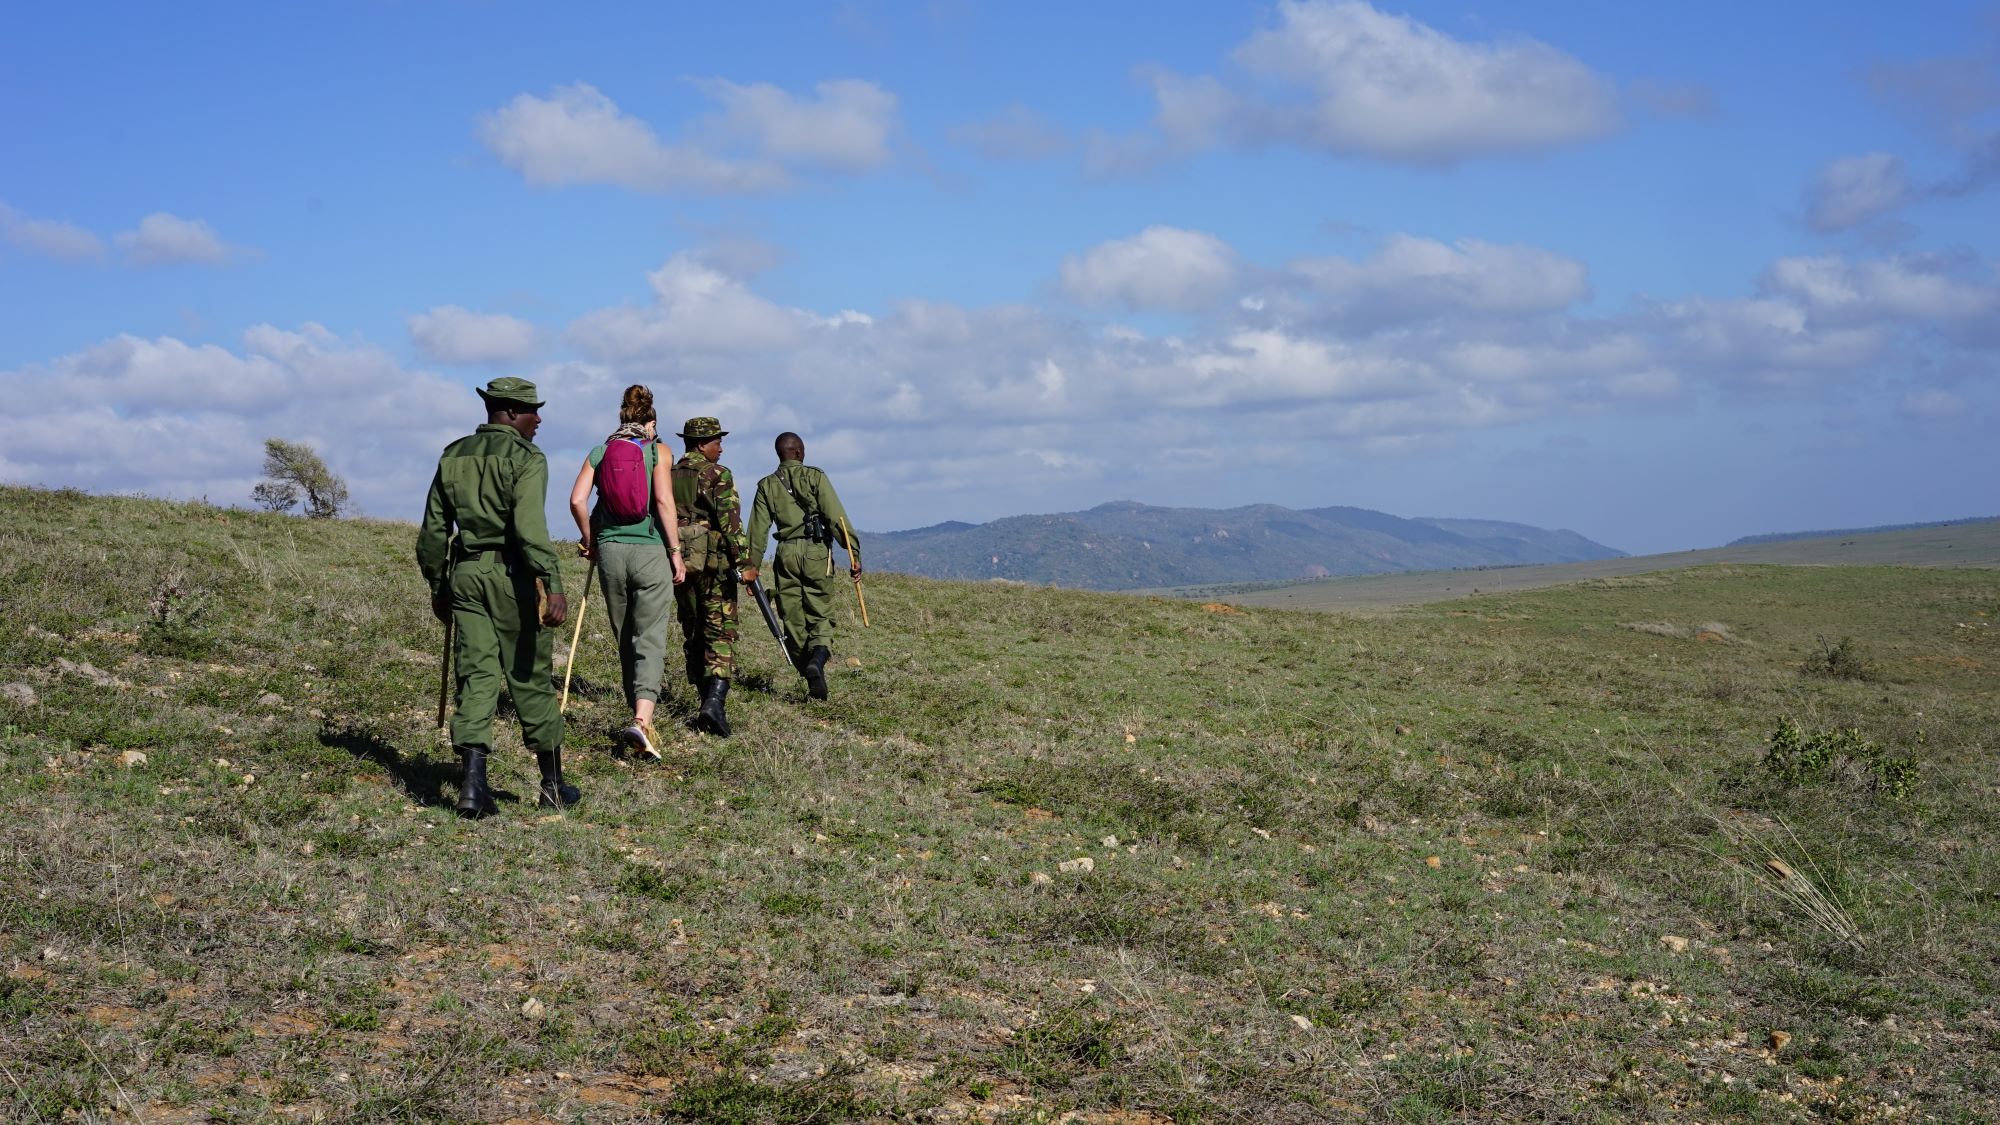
[1229,0,1623,162]
[479,83,786,194]
[115,212,245,267]
[478,79,904,194]
[1097,0,1621,170]
[407,306,543,365]
[1290,235,1591,323]
[566,253,813,363]
[1805,153,1910,231]
[1059,226,1240,312]
[947,104,1070,160]
[697,78,899,171]
[1,202,106,262]
[1763,254,1999,323]
[0,327,472,516]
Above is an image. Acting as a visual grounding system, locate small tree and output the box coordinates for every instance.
[255,438,350,519]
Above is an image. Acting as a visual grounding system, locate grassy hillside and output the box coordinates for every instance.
[2,483,1997,1123]
[1194,518,2000,612]
[871,501,1621,591]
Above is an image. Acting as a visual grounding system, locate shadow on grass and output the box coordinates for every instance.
[320,724,459,808]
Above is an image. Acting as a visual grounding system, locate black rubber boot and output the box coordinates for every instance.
[535,750,581,809]
[697,677,731,737]
[803,646,831,701]
[455,745,498,819]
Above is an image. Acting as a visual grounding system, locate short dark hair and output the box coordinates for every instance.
[774,431,804,457]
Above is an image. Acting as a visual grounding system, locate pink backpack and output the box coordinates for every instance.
[597,439,652,523]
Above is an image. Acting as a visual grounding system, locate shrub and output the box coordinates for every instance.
[1764,717,1917,800]
[1801,634,1872,680]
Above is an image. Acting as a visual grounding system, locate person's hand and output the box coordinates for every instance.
[849,559,863,577]
[542,592,568,628]
[431,589,451,624]
[671,556,687,585]
[577,537,594,561]
[739,566,760,586]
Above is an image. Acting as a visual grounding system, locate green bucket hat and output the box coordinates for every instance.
[678,416,727,441]
[477,376,544,409]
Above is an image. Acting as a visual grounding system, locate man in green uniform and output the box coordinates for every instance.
[670,417,754,736]
[746,432,861,700]
[415,377,579,817]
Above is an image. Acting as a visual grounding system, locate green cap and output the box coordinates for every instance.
[678,416,727,441]
[477,376,543,409]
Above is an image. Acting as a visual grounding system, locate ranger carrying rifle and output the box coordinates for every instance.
[746,431,861,700]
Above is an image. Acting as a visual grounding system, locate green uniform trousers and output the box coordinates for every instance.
[675,567,738,684]
[771,538,840,657]
[595,540,673,709]
[449,556,562,755]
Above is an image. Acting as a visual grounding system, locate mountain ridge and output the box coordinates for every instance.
[867,500,1623,590]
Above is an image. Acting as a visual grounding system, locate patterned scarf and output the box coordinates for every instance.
[605,422,652,445]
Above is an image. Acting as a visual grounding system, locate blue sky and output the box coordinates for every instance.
[4,1,1995,556]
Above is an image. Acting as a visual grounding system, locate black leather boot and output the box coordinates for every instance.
[455,745,497,819]
[536,749,581,809]
[803,646,831,700]
[698,677,731,737]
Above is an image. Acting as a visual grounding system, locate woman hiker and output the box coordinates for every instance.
[567,384,687,760]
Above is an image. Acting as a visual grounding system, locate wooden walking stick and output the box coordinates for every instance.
[838,517,869,627]
[560,552,596,714]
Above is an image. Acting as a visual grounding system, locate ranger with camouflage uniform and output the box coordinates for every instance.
[671,417,754,736]
[746,432,861,700]
[415,377,580,817]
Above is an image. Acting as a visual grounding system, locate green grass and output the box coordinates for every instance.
[2,483,1998,1122]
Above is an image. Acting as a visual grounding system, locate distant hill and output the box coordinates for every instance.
[1729,516,2000,547]
[867,500,1622,590]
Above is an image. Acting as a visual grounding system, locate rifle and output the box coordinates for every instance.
[746,577,798,668]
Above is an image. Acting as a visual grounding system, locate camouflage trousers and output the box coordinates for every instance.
[674,566,738,683]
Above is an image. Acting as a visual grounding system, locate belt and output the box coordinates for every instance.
[776,535,821,543]
[453,546,512,564]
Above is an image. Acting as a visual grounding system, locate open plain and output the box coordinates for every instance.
[2,484,1996,1122]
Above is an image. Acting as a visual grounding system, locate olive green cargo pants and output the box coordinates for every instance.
[595,540,673,709]
[771,539,840,658]
[448,556,562,755]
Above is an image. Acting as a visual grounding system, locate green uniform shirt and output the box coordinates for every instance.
[415,423,565,597]
[746,460,858,562]
[586,440,664,546]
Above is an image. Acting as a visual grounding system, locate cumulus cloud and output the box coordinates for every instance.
[115,212,247,267]
[1097,0,1622,170]
[1,201,106,262]
[566,253,815,364]
[1805,153,1910,232]
[1762,253,1999,324]
[478,79,902,194]
[1288,235,1591,324]
[947,104,1070,160]
[696,78,899,171]
[1058,226,1241,312]
[11,237,1996,533]
[407,306,542,365]
[0,326,474,516]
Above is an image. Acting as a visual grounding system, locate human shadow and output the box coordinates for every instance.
[320,723,462,808]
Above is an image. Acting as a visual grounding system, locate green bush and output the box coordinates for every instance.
[1764,718,1918,799]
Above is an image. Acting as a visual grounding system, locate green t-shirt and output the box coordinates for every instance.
[587,441,664,545]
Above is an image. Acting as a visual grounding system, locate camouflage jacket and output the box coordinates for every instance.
[670,450,750,571]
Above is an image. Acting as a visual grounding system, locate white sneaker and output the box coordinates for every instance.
[623,720,662,761]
